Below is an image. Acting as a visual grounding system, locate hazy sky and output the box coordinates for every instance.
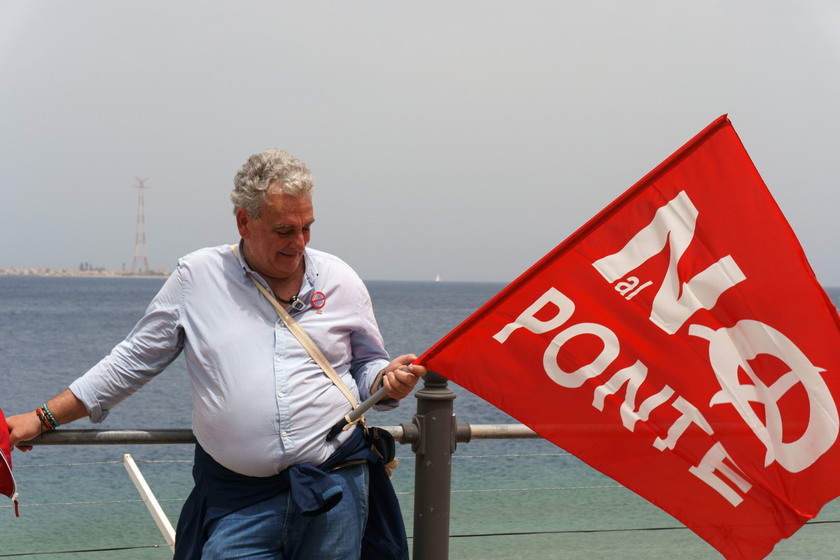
[1,1,838,284]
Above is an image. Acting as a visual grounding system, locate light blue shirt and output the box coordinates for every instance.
[70,242,392,477]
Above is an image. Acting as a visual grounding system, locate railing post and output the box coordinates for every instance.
[411,371,457,560]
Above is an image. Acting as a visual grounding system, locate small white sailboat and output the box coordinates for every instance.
[435,273,441,283]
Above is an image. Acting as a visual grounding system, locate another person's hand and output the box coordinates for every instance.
[382,354,427,400]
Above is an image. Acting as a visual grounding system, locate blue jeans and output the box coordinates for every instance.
[201,463,369,560]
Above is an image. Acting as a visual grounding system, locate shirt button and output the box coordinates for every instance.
[275,357,282,363]
[281,431,288,437]
[277,392,284,398]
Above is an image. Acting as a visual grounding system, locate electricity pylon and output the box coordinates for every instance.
[131,177,150,274]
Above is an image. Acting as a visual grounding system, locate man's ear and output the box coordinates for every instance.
[235,208,251,239]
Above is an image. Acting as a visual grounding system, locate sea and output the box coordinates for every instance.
[1,276,839,559]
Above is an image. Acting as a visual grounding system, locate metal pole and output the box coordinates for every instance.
[124,454,176,552]
[19,429,196,446]
[18,423,545,447]
[411,371,457,560]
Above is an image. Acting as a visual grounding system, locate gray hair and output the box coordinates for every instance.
[230,149,313,217]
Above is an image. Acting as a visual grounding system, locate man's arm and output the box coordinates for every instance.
[6,389,89,450]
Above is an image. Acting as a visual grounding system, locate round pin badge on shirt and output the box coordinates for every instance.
[311,291,326,309]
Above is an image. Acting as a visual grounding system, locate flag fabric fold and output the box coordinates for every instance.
[417,115,840,559]
[1,407,19,516]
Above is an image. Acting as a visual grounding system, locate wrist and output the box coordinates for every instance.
[372,368,387,393]
[35,403,59,433]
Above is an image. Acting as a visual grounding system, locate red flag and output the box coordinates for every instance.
[1,407,19,516]
[417,115,840,560]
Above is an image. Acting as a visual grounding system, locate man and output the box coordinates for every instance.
[6,149,426,559]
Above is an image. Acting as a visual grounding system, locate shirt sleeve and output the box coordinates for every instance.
[69,267,186,422]
[349,282,395,411]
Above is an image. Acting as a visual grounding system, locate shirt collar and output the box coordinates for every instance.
[233,239,251,274]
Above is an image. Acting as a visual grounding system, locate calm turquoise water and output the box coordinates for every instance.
[1,277,839,559]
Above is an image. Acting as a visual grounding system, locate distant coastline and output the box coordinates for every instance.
[0,267,168,278]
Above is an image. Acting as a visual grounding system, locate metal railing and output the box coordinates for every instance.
[21,372,531,560]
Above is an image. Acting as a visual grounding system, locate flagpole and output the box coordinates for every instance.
[327,386,390,440]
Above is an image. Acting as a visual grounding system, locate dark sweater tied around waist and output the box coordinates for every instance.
[173,428,375,560]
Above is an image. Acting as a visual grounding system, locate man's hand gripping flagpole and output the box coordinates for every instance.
[327,357,426,441]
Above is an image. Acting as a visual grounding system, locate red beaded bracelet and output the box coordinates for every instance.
[35,408,53,433]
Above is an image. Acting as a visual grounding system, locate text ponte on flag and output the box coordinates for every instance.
[417,115,840,560]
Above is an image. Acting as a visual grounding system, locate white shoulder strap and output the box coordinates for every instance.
[230,245,363,426]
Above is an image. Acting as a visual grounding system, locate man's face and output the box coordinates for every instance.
[236,189,314,281]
